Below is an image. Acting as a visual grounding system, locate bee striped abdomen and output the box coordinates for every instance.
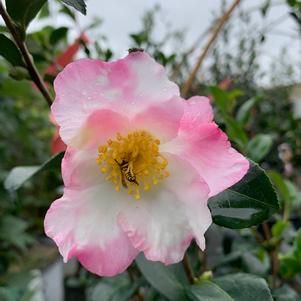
[116,160,139,186]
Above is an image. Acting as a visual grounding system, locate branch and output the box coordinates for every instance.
[262,222,279,288]
[181,0,242,97]
[183,253,195,284]
[0,0,53,107]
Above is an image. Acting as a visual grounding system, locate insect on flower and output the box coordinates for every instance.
[114,159,139,188]
[44,51,249,276]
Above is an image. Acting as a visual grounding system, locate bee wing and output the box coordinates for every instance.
[121,172,128,189]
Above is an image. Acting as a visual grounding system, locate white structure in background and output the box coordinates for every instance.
[27,257,79,301]
[28,270,45,301]
[42,259,64,301]
[290,83,301,118]
[27,259,64,301]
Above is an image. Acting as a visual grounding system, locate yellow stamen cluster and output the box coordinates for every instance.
[96,130,169,200]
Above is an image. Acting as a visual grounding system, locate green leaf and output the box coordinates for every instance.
[284,180,301,206]
[273,284,300,301]
[293,229,301,258]
[4,152,64,191]
[0,215,34,250]
[214,273,273,301]
[246,134,273,162]
[60,0,87,15]
[271,220,288,238]
[5,0,47,30]
[88,275,143,301]
[224,116,248,149]
[38,1,50,19]
[268,171,301,206]
[135,254,186,301]
[9,66,30,80]
[236,97,257,125]
[0,34,24,66]
[267,171,291,203]
[59,4,76,20]
[209,86,229,114]
[49,27,68,45]
[241,252,269,275]
[187,281,234,301]
[209,161,279,229]
[279,254,301,279]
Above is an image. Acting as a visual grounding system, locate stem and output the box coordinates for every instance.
[128,267,144,301]
[262,222,279,288]
[183,253,194,284]
[198,250,207,274]
[0,0,53,107]
[181,0,241,97]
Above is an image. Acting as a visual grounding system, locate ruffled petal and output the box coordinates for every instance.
[163,122,249,197]
[52,52,179,144]
[44,184,138,276]
[61,147,101,190]
[181,96,213,126]
[118,154,211,264]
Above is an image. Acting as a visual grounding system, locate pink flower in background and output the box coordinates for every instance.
[49,113,66,154]
[44,52,249,276]
[46,33,89,76]
[218,78,232,90]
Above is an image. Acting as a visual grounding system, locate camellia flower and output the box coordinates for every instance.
[44,51,249,276]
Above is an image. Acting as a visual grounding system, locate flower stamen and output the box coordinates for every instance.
[96,130,169,200]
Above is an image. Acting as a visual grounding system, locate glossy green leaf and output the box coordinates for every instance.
[60,0,87,15]
[246,134,273,162]
[214,273,273,301]
[4,152,63,191]
[209,161,279,229]
[5,0,47,30]
[187,281,233,301]
[0,34,24,66]
[135,254,186,301]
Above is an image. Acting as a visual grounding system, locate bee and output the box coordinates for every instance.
[128,47,144,53]
[115,159,139,188]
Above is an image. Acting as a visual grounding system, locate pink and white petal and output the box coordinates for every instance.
[118,154,211,264]
[131,97,184,143]
[52,52,179,144]
[44,184,139,276]
[181,96,214,128]
[71,109,130,150]
[163,123,249,197]
[61,147,101,190]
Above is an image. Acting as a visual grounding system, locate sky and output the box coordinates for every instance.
[77,0,301,84]
[20,0,301,85]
